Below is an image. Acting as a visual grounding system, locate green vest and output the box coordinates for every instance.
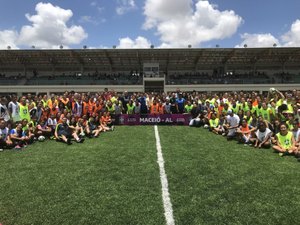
[260,108,270,122]
[127,104,135,114]
[244,116,253,125]
[107,105,115,113]
[209,118,219,128]
[19,104,30,121]
[241,104,249,113]
[185,105,193,113]
[276,131,293,149]
[231,105,239,114]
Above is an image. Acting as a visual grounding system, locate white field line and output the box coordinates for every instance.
[154,125,175,225]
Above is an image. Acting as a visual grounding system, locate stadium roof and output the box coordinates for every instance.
[1,48,300,73]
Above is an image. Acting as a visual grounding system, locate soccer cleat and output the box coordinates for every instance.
[67,138,72,145]
[77,138,85,143]
[279,153,284,157]
[14,145,22,149]
[0,148,4,152]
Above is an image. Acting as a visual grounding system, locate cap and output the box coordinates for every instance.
[227,109,233,114]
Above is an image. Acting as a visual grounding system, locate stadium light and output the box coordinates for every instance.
[188,44,192,48]
[150,44,154,49]
[7,46,11,50]
[59,45,63,49]
[244,44,247,48]
[31,45,35,49]
[273,43,277,47]
[83,45,87,49]
[112,45,116,49]
[216,44,219,48]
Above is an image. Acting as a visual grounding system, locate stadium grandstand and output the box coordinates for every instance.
[0,47,300,95]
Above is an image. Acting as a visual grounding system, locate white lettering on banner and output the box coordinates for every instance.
[140,117,161,123]
[165,118,173,123]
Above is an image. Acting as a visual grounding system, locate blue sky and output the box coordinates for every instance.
[0,0,300,49]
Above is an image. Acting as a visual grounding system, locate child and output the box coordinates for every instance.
[272,123,297,156]
[253,122,272,148]
[236,118,255,145]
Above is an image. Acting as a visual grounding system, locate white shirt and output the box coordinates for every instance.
[0,103,11,122]
[255,128,272,142]
[47,118,57,127]
[226,114,240,127]
[0,127,9,141]
[8,101,19,117]
[292,128,300,142]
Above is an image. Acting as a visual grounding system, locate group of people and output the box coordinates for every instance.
[190,88,300,160]
[0,90,117,150]
[0,88,299,160]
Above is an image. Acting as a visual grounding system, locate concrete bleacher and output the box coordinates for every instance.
[166,71,273,85]
[24,74,143,86]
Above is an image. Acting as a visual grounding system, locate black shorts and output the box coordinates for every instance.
[58,130,71,138]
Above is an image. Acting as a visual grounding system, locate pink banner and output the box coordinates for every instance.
[117,114,191,125]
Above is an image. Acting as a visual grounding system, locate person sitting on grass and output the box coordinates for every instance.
[77,118,86,137]
[21,119,35,144]
[36,118,52,138]
[85,116,101,138]
[272,123,297,157]
[209,112,219,134]
[98,112,114,132]
[47,114,57,134]
[0,119,13,151]
[224,109,240,140]
[236,118,255,145]
[291,120,300,151]
[10,123,27,149]
[214,114,226,135]
[101,111,113,127]
[253,122,272,149]
[55,117,84,145]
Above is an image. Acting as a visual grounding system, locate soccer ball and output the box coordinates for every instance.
[204,124,209,129]
[38,135,46,142]
[269,88,276,94]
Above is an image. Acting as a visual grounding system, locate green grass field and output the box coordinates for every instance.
[1,126,300,225]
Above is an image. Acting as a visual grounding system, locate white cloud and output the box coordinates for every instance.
[0,30,19,49]
[235,33,280,48]
[16,2,87,48]
[0,2,88,49]
[79,16,94,23]
[143,0,242,47]
[117,36,151,48]
[79,15,105,25]
[281,19,300,47]
[90,1,105,13]
[236,19,300,48]
[116,0,136,15]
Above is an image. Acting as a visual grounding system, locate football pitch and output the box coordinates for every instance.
[1,126,300,225]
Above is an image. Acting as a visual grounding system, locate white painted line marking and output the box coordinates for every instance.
[154,125,175,225]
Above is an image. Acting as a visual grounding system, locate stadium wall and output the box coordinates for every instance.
[0,84,299,95]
